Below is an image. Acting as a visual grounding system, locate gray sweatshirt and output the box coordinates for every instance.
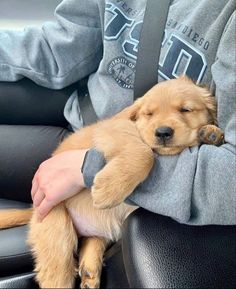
[0,0,235,225]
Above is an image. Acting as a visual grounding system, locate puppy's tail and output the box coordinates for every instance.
[0,208,33,229]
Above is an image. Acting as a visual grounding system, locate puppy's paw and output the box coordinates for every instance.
[198,125,224,145]
[79,261,101,289]
[91,170,130,209]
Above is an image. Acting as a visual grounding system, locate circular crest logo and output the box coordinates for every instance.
[107,57,135,89]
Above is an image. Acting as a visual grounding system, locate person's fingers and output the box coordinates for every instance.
[31,173,39,200]
[36,198,54,222]
[33,189,45,208]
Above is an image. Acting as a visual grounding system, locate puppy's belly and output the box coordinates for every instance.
[68,207,113,239]
[66,189,136,242]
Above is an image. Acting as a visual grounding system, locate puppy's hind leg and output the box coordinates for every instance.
[79,237,110,289]
[28,204,78,288]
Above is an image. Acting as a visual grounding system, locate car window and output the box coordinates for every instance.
[0,0,62,29]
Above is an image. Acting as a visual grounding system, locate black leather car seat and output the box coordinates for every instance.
[0,78,130,288]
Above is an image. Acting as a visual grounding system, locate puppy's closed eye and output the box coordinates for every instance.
[179,107,192,113]
[144,110,153,116]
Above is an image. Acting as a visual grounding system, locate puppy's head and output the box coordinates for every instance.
[129,76,216,155]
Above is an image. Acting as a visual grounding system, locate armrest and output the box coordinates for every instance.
[122,208,236,288]
[0,78,79,126]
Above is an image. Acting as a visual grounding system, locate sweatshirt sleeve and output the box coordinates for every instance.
[127,12,236,225]
[0,0,103,89]
[82,13,235,225]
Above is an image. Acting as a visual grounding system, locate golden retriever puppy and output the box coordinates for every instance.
[0,76,223,288]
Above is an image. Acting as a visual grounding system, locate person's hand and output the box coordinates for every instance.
[31,149,88,221]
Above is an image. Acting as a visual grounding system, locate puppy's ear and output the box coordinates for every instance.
[205,95,217,125]
[118,98,142,121]
[199,86,217,125]
[128,98,142,121]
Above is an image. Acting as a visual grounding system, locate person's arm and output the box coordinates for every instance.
[0,0,102,89]
[83,13,236,225]
[127,12,236,225]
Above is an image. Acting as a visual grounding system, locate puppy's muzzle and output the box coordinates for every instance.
[155,127,174,144]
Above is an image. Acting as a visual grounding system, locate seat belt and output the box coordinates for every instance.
[133,0,171,100]
[80,0,171,125]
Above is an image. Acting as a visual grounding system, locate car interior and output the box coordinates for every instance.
[0,1,235,288]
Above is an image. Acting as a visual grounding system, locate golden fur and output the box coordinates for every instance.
[0,77,223,288]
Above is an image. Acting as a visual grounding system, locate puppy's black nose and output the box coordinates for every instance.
[155,127,174,140]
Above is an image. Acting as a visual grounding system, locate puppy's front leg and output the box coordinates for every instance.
[198,124,224,145]
[28,204,78,288]
[91,119,154,209]
[92,148,153,209]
